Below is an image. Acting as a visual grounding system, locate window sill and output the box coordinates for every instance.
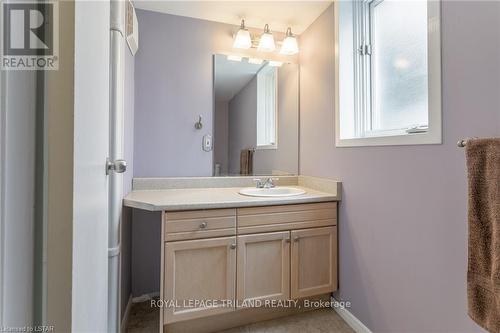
[256,144,278,150]
[335,130,442,147]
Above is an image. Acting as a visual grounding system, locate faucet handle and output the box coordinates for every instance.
[265,177,279,188]
[253,179,264,188]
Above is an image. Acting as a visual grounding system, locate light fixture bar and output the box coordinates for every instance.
[227,55,242,62]
[248,58,264,65]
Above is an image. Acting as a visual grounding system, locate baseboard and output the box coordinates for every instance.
[120,294,133,333]
[132,291,160,303]
[331,297,372,333]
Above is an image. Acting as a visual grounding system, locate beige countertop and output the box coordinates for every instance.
[123,186,339,211]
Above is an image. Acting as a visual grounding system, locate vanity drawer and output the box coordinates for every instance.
[164,209,236,241]
[237,202,336,234]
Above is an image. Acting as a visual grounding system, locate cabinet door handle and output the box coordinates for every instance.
[230,244,237,249]
[199,222,207,229]
[285,238,291,243]
[293,236,300,242]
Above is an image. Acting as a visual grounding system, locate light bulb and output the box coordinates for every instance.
[232,19,252,49]
[280,28,299,55]
[257,24,275,52]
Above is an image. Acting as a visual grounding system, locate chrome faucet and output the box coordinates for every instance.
[253,177,279,189]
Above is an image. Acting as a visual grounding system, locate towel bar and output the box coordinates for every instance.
[458,137,477,147]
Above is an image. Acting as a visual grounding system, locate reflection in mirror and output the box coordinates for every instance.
[256,65,277,149]
[213,54,299,177]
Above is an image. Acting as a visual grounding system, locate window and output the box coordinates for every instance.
[256,64,278,149]
[335,0,441,147]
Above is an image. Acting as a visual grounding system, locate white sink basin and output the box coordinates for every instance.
[238,187,306,197]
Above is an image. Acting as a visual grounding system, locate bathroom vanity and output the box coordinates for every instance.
[124,176,341,333]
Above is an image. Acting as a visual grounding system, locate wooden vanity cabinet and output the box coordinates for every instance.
[163,236,236,323]
[291,226,337,298]
[236,231,291,304]
[161,202,338,327]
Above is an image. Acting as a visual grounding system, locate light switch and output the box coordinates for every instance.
[202,134,213,152]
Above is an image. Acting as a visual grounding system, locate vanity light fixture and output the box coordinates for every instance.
[232,19,252,49]
[257,24,276,52]
[280,27,299,55]
[268,61,283,67]
[227,55,242,62]
[248,58,264,65]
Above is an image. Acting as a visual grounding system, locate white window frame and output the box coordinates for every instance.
[335,0,442,147]
[256,64,278,150]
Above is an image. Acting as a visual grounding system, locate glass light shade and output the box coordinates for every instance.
[248,58,264,64]
[258,33,275,52]
[280,28,299,55]
[258,24,275,52]
[268,61,283,67]
[233,29,252,49]
[280,36,299,55]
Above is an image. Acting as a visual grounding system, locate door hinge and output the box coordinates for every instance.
[358,44,372,56]
[365,44,372,55]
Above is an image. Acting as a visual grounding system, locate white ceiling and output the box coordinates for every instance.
[134,1,333,34]
[214,54,265,102]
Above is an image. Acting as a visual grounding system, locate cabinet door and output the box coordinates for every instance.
[164,237,236,323]
[237,232,290,305]
[291,226,337,299]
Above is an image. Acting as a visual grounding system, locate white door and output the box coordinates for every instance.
[72,1,112,332]
[108,1,127,332]
[0,66,37,328]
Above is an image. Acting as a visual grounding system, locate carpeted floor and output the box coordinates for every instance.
[126,301,355,333]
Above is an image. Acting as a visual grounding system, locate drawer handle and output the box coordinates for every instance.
[230,244,236,249]
[199,222,208,229]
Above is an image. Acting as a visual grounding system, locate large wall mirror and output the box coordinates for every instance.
[132,7,299,178]
[213,54,299,176]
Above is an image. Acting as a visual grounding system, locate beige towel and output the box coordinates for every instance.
[466,138,500,332]
[240,149,254,175]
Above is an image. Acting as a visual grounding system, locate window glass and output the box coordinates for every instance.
[370,0,428,131]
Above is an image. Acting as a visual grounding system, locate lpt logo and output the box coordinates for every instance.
[1,1,59,70]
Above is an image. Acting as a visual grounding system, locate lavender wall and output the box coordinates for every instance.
[134,9,296,178]
[254,64,299,175]
[228,76,258,174]
[299,2,500,332]
[214,101,229,175]
[134,9,278,177]
[134,9,216,177]
[228,65,300,175]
